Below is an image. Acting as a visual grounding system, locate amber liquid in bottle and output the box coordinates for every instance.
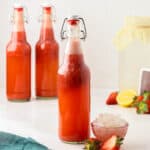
[35,6,59,98]
[6,6,31,101]
[58,18,90,143]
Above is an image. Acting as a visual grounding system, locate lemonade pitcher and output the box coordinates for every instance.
[114,17,150,92]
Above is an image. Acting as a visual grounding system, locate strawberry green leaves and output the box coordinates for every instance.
[116,137,124,146]
[84,136,124,150]
[132,91,150,114]
[143,91,150,101]
[84,138,101,150]
[136,101,148,114]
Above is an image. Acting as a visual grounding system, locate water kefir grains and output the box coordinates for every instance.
[93,114,128,128]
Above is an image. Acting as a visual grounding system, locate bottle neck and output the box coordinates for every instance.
[68,23,80,39]
[39,9,55,41]
[65,24,83,55]
[64,53,84,65]
[12,8,26,41]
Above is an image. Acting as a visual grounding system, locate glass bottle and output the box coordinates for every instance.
[114,16,150,92]
[6,4,31,101]
[58,16,90,143]
[35,3,59,98]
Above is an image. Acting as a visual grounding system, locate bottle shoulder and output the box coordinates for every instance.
[36,39,59,51]
[58,62,90,88]
[58,61,90,76]
[6,40,31,52]
[36,39,59,45]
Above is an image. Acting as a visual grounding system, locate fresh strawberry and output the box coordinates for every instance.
[84,138,101,150]
[101,135,123,150]
[143,91,150,101]
[135,91,150,114]
[106,92,118,105]
[136,96,143,102]
[145,99,150,114]
[135,101,149,114]
[132,96,143,107]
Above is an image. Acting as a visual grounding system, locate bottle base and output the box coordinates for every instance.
[8,98,30,102]
[36,96,57,100]
[61,139,85,144]
[59,136,88,144]
[7,92,31,102]
[36,90,57,98]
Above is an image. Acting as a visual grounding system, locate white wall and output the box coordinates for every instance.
[1,0,150,90]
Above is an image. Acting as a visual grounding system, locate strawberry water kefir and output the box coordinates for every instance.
[35,4,59,98]
[58,16,90,143]
[6,4,31,101]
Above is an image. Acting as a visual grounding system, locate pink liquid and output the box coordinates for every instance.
[6,8,31,101]
[35,7,59,97]
[58,54,90,142]
[7,31,31,100]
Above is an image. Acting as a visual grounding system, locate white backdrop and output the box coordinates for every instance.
[1,0,150,90]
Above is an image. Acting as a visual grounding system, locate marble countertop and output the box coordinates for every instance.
[0,89,149,150]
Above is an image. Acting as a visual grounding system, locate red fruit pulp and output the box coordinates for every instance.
[102,135,120,150]
[58,54,90,142]
[6,8,31,101]
[35,7,59,97]
[36,28,59,97]
[7,31,31,100]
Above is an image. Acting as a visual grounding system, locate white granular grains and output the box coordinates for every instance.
[93,113,128,128]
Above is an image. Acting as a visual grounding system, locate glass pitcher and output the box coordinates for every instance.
[114,16,150,92]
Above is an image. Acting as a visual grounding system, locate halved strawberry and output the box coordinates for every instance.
[84,138,101,150]
[106,92,118,105]
[101,135,123,150]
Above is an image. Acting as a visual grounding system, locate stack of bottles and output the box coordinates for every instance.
[6,2,91,144]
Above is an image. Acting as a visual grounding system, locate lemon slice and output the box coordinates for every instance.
[117,90,137,107]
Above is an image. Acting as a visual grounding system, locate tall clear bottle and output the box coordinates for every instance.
[35,3,59,98]
[58,16,90,143]
[6,4,31,101]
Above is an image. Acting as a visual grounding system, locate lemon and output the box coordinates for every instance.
[117,90,137,107]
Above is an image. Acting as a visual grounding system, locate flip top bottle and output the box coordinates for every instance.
[58,16,90,143]
[6,3,31,101]
[35,2,59,98]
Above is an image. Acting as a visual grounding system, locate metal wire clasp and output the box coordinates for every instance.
[10,5,29,24]
[60,15,87,40]
[24,6,29,24]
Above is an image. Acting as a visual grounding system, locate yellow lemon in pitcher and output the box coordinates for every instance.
[117,90,137,107]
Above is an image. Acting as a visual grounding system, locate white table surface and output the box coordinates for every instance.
[0,88,149,150]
